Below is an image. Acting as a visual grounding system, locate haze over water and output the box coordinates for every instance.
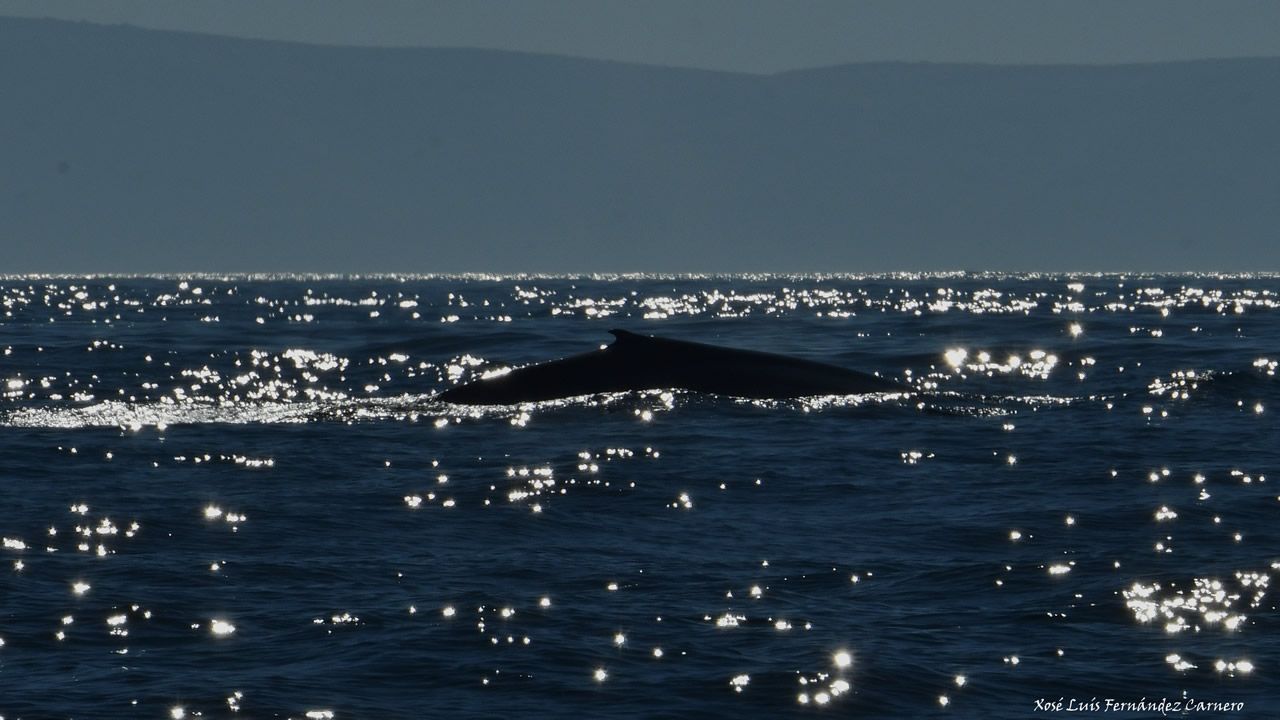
[0,273,1276,718]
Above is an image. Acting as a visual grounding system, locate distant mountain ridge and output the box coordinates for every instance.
[3,17,1277,272]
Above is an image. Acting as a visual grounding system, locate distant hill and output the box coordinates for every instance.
[3,17,1277,272]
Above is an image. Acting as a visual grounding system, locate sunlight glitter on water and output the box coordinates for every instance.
[6,273,1270,429]
[2,274,1277,716]
[1122,573,1265,640]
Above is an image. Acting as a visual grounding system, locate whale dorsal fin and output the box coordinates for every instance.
[608,329,647,346]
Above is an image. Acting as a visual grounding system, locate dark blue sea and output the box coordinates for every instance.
[1,274,1276,719]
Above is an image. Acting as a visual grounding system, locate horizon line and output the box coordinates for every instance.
[4,271,1278,281]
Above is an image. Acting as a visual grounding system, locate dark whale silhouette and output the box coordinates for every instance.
[437,330,902,404]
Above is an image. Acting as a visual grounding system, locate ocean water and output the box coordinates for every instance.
[0,274,1276,719]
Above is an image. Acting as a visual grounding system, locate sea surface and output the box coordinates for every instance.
[0,274,1276,719]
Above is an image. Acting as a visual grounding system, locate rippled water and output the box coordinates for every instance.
[0,274,1276,718]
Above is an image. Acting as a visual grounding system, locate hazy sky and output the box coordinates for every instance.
[3,0,1280,72]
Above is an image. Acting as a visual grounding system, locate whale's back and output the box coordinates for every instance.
[437,330,899,404]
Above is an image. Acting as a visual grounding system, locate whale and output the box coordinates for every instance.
[436,329,902,405]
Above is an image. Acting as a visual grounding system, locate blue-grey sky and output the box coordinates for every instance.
[3,0,1280,72]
